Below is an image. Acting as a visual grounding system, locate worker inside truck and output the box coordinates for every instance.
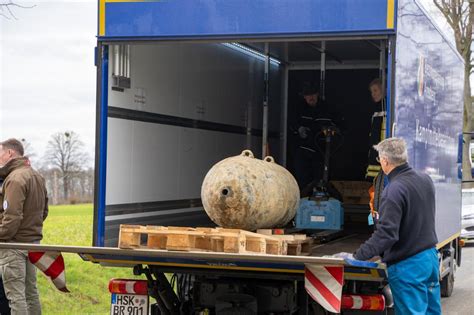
[366,78,387,225]
[289,83,343,194]
[287,73,385,205]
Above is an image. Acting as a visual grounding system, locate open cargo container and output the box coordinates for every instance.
[84,0,465,313]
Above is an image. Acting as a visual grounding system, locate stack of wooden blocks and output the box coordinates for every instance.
[118,225,313,256]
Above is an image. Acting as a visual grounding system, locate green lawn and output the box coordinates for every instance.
[38,204,137,315]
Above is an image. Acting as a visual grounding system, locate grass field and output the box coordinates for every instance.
[38,204,137,314]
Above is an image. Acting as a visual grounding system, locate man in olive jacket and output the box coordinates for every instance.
[0,139,48,315]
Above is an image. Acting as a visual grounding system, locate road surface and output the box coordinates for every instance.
[442,244,474,314]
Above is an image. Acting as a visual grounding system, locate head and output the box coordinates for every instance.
[0,139,24,167]
[369,78,383,103]
[374,137,408,175]
[302,85,319,107]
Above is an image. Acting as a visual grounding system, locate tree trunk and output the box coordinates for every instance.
[462,65,472,181]
[63,176,69,201]
[52,170,57,205]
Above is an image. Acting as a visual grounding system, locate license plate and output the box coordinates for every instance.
[110,293,149,315]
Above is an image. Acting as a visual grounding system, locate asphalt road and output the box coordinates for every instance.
[441,244,474,314]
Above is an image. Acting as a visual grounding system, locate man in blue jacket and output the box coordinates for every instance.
[353,138,441,314]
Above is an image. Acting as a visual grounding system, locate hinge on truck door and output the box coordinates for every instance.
[111,44,132,90]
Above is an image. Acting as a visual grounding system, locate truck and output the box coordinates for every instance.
[2,0,464,314]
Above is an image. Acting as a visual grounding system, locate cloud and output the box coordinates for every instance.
[1,1,97,163]
[0,0,464,167]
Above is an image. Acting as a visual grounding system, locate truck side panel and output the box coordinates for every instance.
[394,0,464,243]
[99,0,395,38]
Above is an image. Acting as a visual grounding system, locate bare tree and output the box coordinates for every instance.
[433,0,474,180]
[45,131,88,201]
[20,138,36,162]
[0,1,35,20]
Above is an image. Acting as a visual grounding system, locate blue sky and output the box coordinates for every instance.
[0,0,456,167]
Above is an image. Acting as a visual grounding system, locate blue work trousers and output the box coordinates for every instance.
[387,247,441,315]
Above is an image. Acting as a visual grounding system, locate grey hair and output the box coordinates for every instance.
[374,137,408,166]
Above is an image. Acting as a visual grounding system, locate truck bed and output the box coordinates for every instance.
[311,233,370,256]
[0,232,385,282]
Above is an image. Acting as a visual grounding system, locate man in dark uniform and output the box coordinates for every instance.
[291,84,341,192]
[367,78,386,180]
[366,78,387,222]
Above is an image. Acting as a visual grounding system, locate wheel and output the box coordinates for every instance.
[440,271,454,297]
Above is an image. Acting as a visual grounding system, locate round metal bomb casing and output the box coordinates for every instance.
[201,150,300,230]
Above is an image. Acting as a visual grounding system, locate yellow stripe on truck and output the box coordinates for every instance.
[436,232,461,249]
[386,0,395,29]
[99,0,106,36]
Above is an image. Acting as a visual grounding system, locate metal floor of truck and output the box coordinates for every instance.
[311,232,370,256]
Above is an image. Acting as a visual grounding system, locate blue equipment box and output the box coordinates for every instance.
[296,198,344,230]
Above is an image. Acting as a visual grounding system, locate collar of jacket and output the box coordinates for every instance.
[0,157,30,178]
[387,163,410,182]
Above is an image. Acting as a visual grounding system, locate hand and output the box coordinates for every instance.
[298,126,310,139]
[333,252,354,260]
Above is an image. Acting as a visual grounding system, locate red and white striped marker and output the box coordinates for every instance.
[28,251,69,293]
[341,294,385,311]
[109,279,148,295]
[305,264,344,313]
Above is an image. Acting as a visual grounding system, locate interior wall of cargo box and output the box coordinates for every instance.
[286,68,379,184]
[104,42,282,246]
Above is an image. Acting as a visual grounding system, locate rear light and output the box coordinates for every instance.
[459,239,465,247]
[108,279,148,295]
[341,294,385,311]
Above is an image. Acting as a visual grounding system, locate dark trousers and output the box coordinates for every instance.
[0,278,10,315]
[294,147,323,192]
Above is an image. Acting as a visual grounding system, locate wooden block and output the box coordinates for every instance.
[281,242,288,255]
[210,237,224,252]
[166,234,195,251]
[300,241,312,255]
[246,237,266,253]
[147,234,167,249]
[194,236,213,251]
[256,228,286,235]
[266,240,284,255]
[287,243,302,256]
[196,227,215,233]
[167,226,195,231]
[119,231,141,248]
[293,234,308,241]
[223,236,241,253]
[118,224,142,248]
[218,228,243,234]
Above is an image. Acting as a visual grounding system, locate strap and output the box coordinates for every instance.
[372,111,386,118]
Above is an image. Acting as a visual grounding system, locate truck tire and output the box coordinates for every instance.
[440,271,454,297]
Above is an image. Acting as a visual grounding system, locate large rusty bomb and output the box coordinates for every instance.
[201,150,300,230]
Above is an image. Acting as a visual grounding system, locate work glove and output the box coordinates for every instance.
[333,252,354,260]
[298,126,310,139]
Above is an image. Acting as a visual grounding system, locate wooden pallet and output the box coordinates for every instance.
[256,229,313,256]
[118,225,287,255]
[330,180,371,205]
